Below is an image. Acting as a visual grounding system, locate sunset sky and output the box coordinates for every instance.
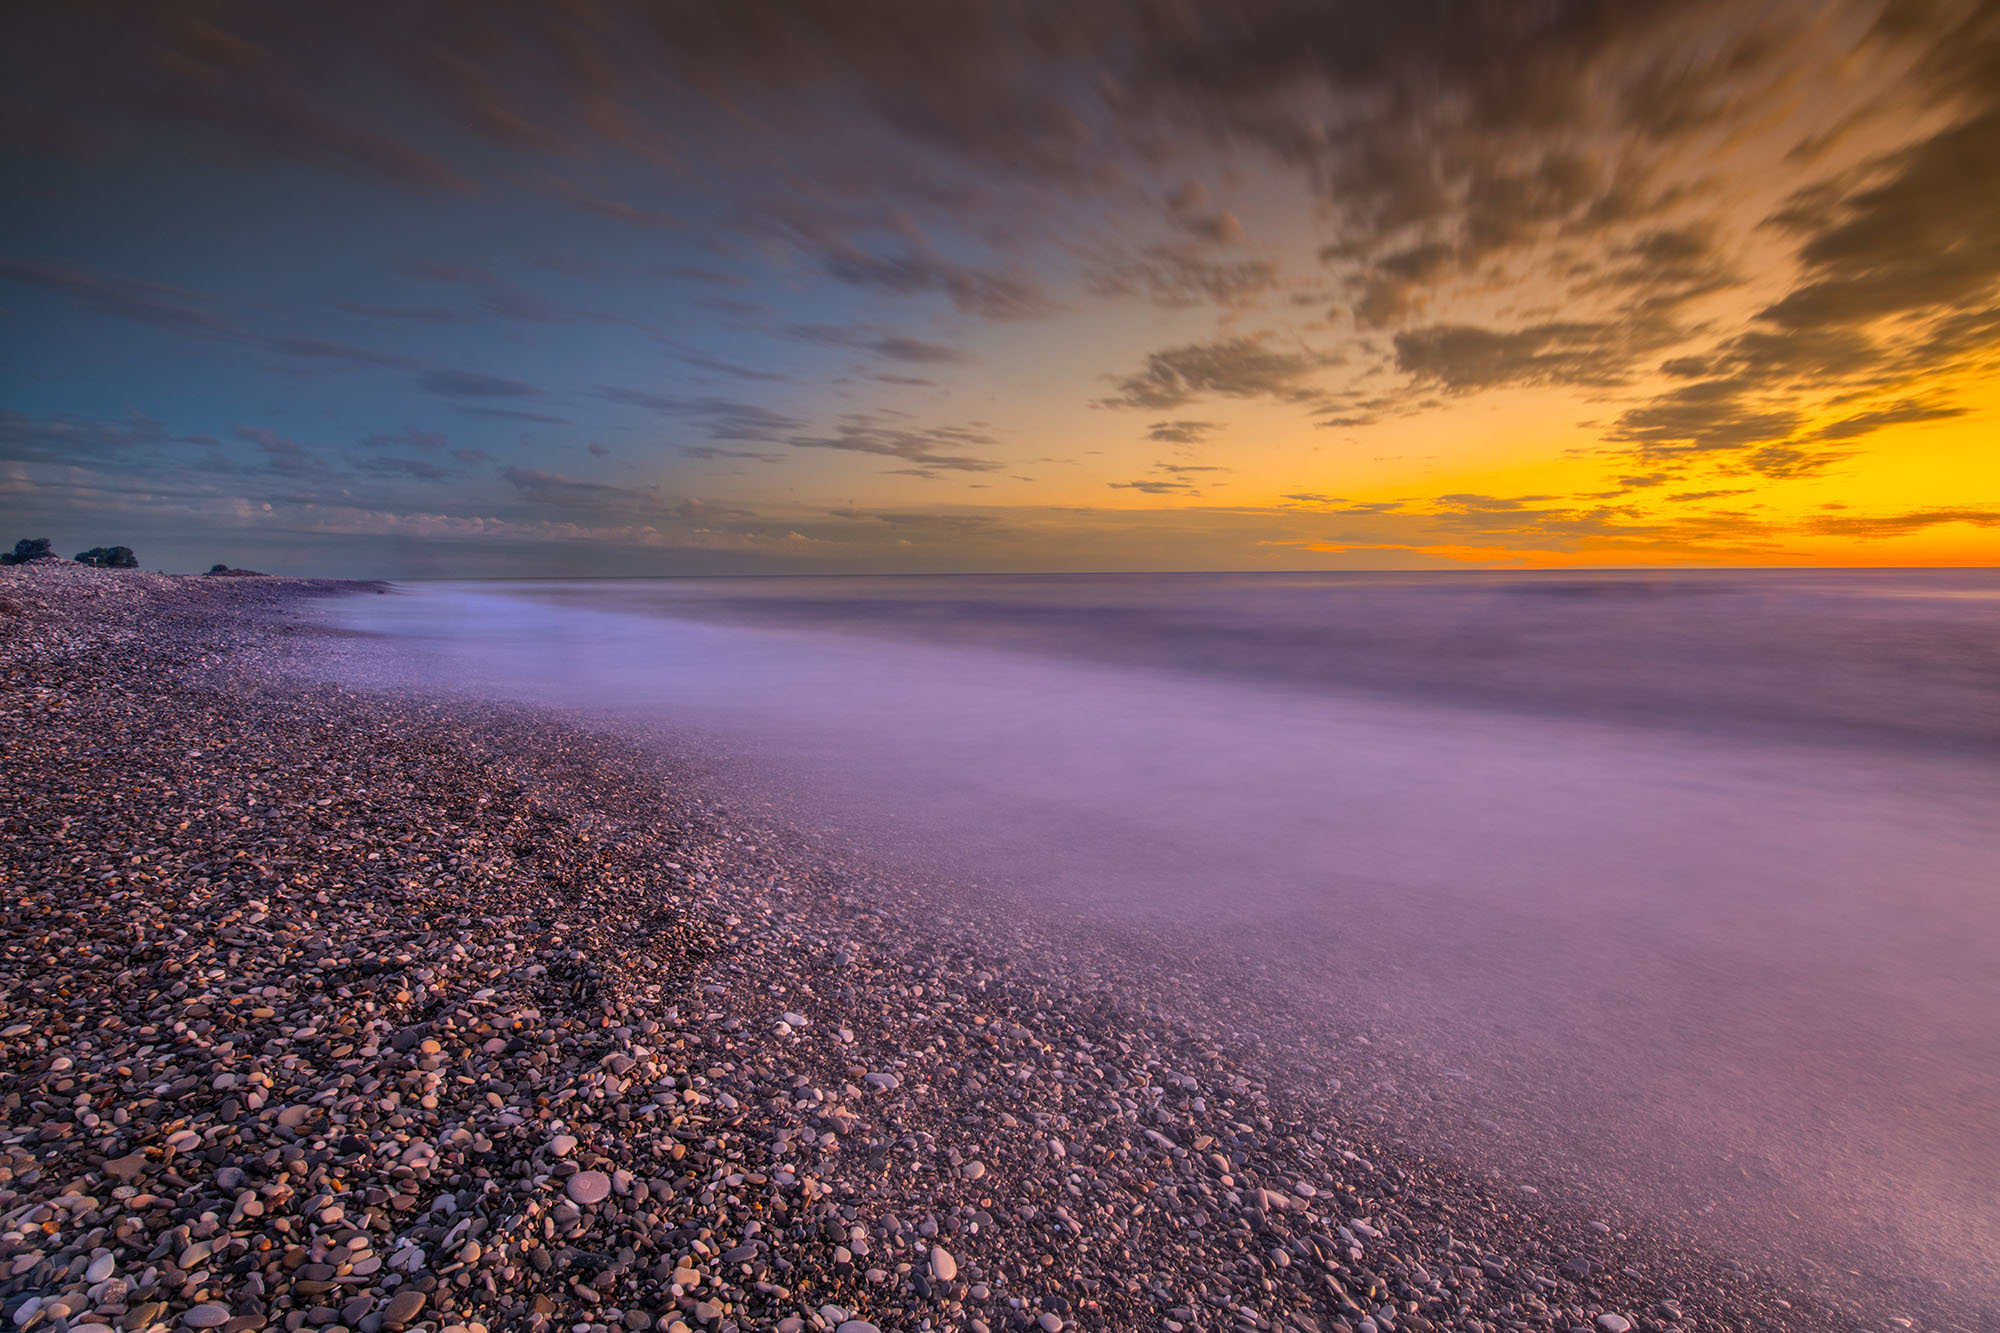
[3,0,1997,575]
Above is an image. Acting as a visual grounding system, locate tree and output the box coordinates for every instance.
[74,546,138,568]
[0,538,53,565]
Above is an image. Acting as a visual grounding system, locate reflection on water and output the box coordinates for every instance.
[319,570,2000,1314]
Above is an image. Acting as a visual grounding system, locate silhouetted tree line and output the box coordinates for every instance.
[1,538,140,567]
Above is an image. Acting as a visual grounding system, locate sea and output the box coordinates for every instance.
[318,568,2000,1315]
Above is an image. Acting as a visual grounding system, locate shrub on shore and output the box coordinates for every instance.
[0,537,55,565]
[74,545,139,568]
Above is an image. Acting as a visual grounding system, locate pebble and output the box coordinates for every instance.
[928,1247,957,1282]
[385,1290,427,1325]
[566,1169,613,1205]
[181,1305,231,1329]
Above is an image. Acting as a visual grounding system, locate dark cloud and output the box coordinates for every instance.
[1590,5,2000,476]
[1395,319,1678,391]
[789,418,1002,473]
[0,409,175,463]
[1803,506,2000,538]
[481,287,560,321]
[681,445,784,463]
[332,302,463,321]
[456,406,568,423]
[825,509,1002,532]
[502,467,658,507]
[598,388,801,441]
[818,248,1051,320]
[676,352,789,383]
[273,335,412,367]
[1101,335,1333,410]
[1146,420,1220,444]
[1108,479,1195,494]
[419,369,540,398]
[1759,105,2000,333]
[236,425,323,477]
[397,260,492,285]
[1667,488,1755,502]
[1089,244,1279,309]
[1811,399,1965,441]
[0,257,235,334]
[782,324,966,364]
[354,455,451,481]
[1603,379,1805,455]
[362,428,448,451]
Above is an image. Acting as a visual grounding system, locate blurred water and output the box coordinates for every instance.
[319,570,2000,1314]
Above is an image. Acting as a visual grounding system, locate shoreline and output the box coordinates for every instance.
[0,565,1946,1333]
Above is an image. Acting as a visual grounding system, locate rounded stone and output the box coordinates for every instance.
[182,1305,231,1329]
[928,1247,957,1282]
[385,1289,428,1325]
[566,1169,612,1205]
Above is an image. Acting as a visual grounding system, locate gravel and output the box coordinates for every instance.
[0,564,1937,1333]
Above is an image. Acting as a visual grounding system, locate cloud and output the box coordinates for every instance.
[235,425,323,477]
[456,406,568,423]
[419,368,540,398]
[676,352,788,383]
[783,323,966,364]
[1101,335,1334,410]
[0,257,235,334]
[502,467,659,508]
[1667,488,1755,502]
[1802,507,2000,539]
[788,417,1002,473]
[680,445,783,463]
[362,427,447,451]
[818,248,1051,320]
[273,334,412,366]
[397,260,492,285]
[333,301,461,321]
[1809,399,1966,441]
[354,455,450,481]
[1758,105,2000,334]
[1603,379,1805,455]
[1146,420,1220,444]
[481,287,560,321]
[1089,243,1280,309]
[826,509,1002,533]
[1394,320,1677,391]
[1108,479,1196,494]
[0,409,176,463]
[598,388,801,441]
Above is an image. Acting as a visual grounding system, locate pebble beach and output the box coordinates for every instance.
[0,565,1943,1333]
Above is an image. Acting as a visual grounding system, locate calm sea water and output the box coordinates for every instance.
[320,570,2000,1314]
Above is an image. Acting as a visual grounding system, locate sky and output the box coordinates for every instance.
[2,0,1998,576]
